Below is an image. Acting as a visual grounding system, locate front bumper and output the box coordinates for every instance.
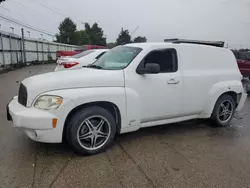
[7,96,72,143]
[8,96,56,130]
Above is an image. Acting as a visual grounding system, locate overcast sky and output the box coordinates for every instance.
[0,0,249,48]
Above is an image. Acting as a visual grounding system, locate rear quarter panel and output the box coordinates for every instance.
[176,45,243,117]
[202,80,244,117]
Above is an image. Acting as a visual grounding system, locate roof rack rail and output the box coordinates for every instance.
[164,38,224,47]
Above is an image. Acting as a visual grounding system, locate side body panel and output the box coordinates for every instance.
[123,44,182,130]
[202,81,244,117]
[123,43,244,133]
[44,87,128,133]
[176,45,243,117]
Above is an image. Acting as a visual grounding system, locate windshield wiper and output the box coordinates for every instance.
[84,64,103,69]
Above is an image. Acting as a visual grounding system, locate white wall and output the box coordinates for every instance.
[0,31,78,66]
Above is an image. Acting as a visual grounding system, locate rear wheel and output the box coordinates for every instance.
[211,95,236,126]
[67,106,116,155]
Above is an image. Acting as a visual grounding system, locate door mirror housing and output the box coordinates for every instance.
[137,63,160,74]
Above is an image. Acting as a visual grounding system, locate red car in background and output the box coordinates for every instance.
[56,45,106,59]
[232,50,250,77]
[232,50,250,93]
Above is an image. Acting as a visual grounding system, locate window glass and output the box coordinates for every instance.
[71,50,93,59]
[93,46,142,70]
[142,49,177,72]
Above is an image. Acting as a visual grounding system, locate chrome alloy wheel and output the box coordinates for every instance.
[217,100,234,123]
[77,115,111,150]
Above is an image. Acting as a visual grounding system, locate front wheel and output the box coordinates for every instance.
[67,106,116,155]
[211,95,236,126]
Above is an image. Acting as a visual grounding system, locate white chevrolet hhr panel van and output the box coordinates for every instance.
[7,40,247,155]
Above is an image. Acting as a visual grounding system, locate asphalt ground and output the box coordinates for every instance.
[1,64,250,188]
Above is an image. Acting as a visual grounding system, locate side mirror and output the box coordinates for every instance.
[137,63,160,74]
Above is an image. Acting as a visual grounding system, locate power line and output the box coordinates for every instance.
[12,0,49,18]
[0,14,54,35]
[34,0,67,18]
[33,0,85,25]
[12,0,30,9]
[1,2,30,18]
[38,0,67,16]
[0,13,55,36]
[0,6,10,12]
[41,0,66,15]
[131,26,140,36]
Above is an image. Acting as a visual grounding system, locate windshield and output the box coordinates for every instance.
[72,50,93,59]
[92,46,142,70]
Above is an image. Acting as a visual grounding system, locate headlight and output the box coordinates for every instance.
[34,95,63,110]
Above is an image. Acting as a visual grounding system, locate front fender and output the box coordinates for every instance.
[123,87,141,132]
[45,87,128,129]
[202,80,243,117]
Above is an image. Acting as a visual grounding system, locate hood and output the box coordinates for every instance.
[22,68,124,106]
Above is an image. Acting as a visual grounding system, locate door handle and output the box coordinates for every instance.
[167,79,179,84]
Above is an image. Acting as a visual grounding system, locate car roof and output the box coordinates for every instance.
[90,49,109,52]
[124,42,225,50]
[125,43,158,49]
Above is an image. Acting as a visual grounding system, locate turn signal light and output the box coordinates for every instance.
[52,118,57,128]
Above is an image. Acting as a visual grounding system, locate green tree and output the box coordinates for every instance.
[85,23,106,46]
[56,17,77,44]
[72,30,91,45]
[133,36,147,43]
[116,28,131,45]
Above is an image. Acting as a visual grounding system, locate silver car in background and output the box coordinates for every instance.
[55,49,109,71]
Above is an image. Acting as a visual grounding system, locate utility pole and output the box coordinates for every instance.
[40,34,44,63]
[27,31,30,38]
[10,27,14,34]
[21,28,26,64]
[0,31,6,68]
[81,21,87,30]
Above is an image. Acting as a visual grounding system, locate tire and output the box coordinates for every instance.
[66,106,116,155]
[211,94,236,127]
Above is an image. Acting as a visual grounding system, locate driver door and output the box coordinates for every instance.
[125,48,182,125]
